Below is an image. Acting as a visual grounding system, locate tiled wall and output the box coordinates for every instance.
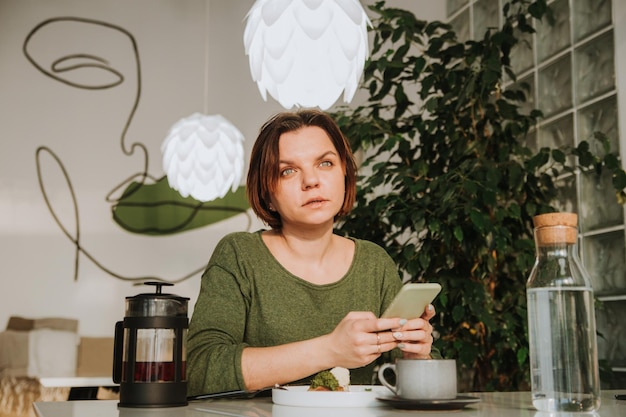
[447,0,626,381]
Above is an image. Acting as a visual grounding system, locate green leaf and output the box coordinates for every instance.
[411,56,427,77]
[394,85,410,117]
[613,169,626,189]
[453,225,464,242]
[517,346,528,365]
[469,210,486,232]
[552,149,566,163]
[508,203,521,218]
[452,305,465,322]
[429,218,441,234]
[528,0,549,20]
[463,180,477,195]
[112,176,249,235]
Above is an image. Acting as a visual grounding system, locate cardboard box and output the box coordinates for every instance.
[76,337,114,377]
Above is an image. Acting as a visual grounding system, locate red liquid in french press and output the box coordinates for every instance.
[131,361,185,382]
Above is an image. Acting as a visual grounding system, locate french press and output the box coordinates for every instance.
[113,281,189,408]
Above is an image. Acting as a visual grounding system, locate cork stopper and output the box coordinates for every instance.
[533,212,578,245]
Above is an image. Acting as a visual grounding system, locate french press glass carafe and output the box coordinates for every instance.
[113,281,189,408]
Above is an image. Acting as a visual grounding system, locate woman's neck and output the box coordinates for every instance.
[263,225,353,285]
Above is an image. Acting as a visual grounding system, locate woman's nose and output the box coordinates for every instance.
[301,169,320,189]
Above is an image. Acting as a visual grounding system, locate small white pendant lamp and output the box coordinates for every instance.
[161,113,245,202]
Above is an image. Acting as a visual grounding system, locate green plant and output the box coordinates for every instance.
[331,0,626,391]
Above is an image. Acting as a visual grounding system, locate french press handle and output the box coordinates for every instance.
[112,321,124,384]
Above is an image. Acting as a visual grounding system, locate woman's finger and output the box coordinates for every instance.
[421,304,436,320]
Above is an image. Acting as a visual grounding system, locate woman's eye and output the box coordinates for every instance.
[280,168,295,176]
[320,160,333,167]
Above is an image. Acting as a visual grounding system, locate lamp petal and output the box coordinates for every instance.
[260,0,292,26]
[335,0,367,26]
[263,15,295,60]
[293,0,332,40]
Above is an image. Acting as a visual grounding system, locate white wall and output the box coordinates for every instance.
[0,0,444,338]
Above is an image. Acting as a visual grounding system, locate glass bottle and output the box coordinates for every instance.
[526,212,600,412]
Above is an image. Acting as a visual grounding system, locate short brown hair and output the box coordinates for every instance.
[246,110,357,229]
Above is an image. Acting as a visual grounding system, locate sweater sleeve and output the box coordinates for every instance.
[186,236,250,395]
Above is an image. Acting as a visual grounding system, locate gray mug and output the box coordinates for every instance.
[378,359,457,400]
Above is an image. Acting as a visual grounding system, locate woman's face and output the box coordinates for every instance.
[269,126,346,230]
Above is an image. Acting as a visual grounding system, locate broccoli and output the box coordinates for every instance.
[309,370,341,391]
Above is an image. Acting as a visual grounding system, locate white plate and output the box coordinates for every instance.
[272,404,382,417]
[272,385,391,408]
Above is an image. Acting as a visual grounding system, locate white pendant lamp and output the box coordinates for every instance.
[161,113,245,202]
[244,0,370,110]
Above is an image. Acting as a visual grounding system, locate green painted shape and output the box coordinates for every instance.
[112,176,249,235]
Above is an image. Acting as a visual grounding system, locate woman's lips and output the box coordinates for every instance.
[303,198,326,206]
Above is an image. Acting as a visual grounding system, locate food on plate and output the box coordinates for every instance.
[308,367,350,391]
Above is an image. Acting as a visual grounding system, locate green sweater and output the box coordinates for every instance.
[186,231,403,395]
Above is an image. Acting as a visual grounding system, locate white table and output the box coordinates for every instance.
[34,390,625,417]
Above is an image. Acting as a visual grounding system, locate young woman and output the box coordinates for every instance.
[187,110,436,395]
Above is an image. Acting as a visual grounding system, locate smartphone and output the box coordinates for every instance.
[381,283,442,319]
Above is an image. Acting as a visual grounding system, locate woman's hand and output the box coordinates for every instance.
[388,304,436,359]
[324,305,436,369]
[324,311,407,368]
